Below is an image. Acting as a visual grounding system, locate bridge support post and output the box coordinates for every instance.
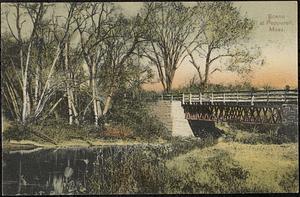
[148,100,194,137]
[282,104,298,125]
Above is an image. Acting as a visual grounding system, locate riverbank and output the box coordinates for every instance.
[2,116,174,149]
[2,138,169,151]
[2,120,297,152]
[2,126,298,194]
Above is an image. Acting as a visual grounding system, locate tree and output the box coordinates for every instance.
[1,34,22,120]
[2,3,77,124]
[4,3,47,124]
[59,3,87,125]
[99,12,152,115]
[30,3,77,121]
[74,3,151,126]
[142,2,200,93]
[187,2,263,91]
[74,3,117,126]
[2,2,153,127]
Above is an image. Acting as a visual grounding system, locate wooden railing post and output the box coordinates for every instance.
[199,92,202,105]
[171,93,173,101]
[161,94,163,100]
[189,93,192,104]
[267,90,269,104]
[182,93,185,104]
[211,92,214,104]
[236,91,239,104]
[223,93,225,104]
[284,89,288,103]
[251,89,254,106]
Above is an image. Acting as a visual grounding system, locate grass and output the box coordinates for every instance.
[216,122,298,144]
[223,142,298,192]
[165,141,298,193]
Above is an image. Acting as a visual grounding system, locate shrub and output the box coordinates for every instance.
[99,124,133,139]
[2,119,95,143]
[279,167,299,192]
[87,145,169,194]
[107,91,171,141]
[220,122,298,144]
[2,123,33,141]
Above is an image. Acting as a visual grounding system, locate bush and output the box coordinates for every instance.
[99,124,134,139]
[227,122,279,133]
[87,145,167,194]
[220,123,298,144]
[279,167,299,192]
[277,125,298,143]
[3,123,33,141]
[87,138,218,194]
[2,120,95,143]
[165,136,216,159]
[30,124,91,143]
[107,91,171,141]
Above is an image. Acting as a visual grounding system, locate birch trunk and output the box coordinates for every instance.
[67,84,73,125]
[103,91,113,115]
[4,82,21,120]
[65,42,73,125]
[70,90,79,124]
[91,63,99,126]
[21,42,32,124]
[26,92,31,116]
[35,45,61,117]
[34,64,40,109]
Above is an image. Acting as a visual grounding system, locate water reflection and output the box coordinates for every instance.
[2,144,174,195]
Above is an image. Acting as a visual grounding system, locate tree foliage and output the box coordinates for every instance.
[141,2,200,93]
[1,2,262,130]
[187,2,263,91]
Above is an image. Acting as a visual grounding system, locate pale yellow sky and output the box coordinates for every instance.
[1,2,297,90]
[142,1,298,90]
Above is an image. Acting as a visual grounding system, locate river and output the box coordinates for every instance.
[2,143,184,195]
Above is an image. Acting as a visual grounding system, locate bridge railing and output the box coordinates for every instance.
[154,89,298,105]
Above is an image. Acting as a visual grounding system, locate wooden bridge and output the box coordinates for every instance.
[157,89,298,125]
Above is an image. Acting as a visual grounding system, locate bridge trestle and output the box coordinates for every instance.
[182,103,283,124]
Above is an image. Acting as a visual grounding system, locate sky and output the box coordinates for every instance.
[140,1,298,90]
[1,1,298,90]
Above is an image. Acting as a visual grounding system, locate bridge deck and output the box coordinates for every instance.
[158,89,298,106]
[157,89,298,124]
